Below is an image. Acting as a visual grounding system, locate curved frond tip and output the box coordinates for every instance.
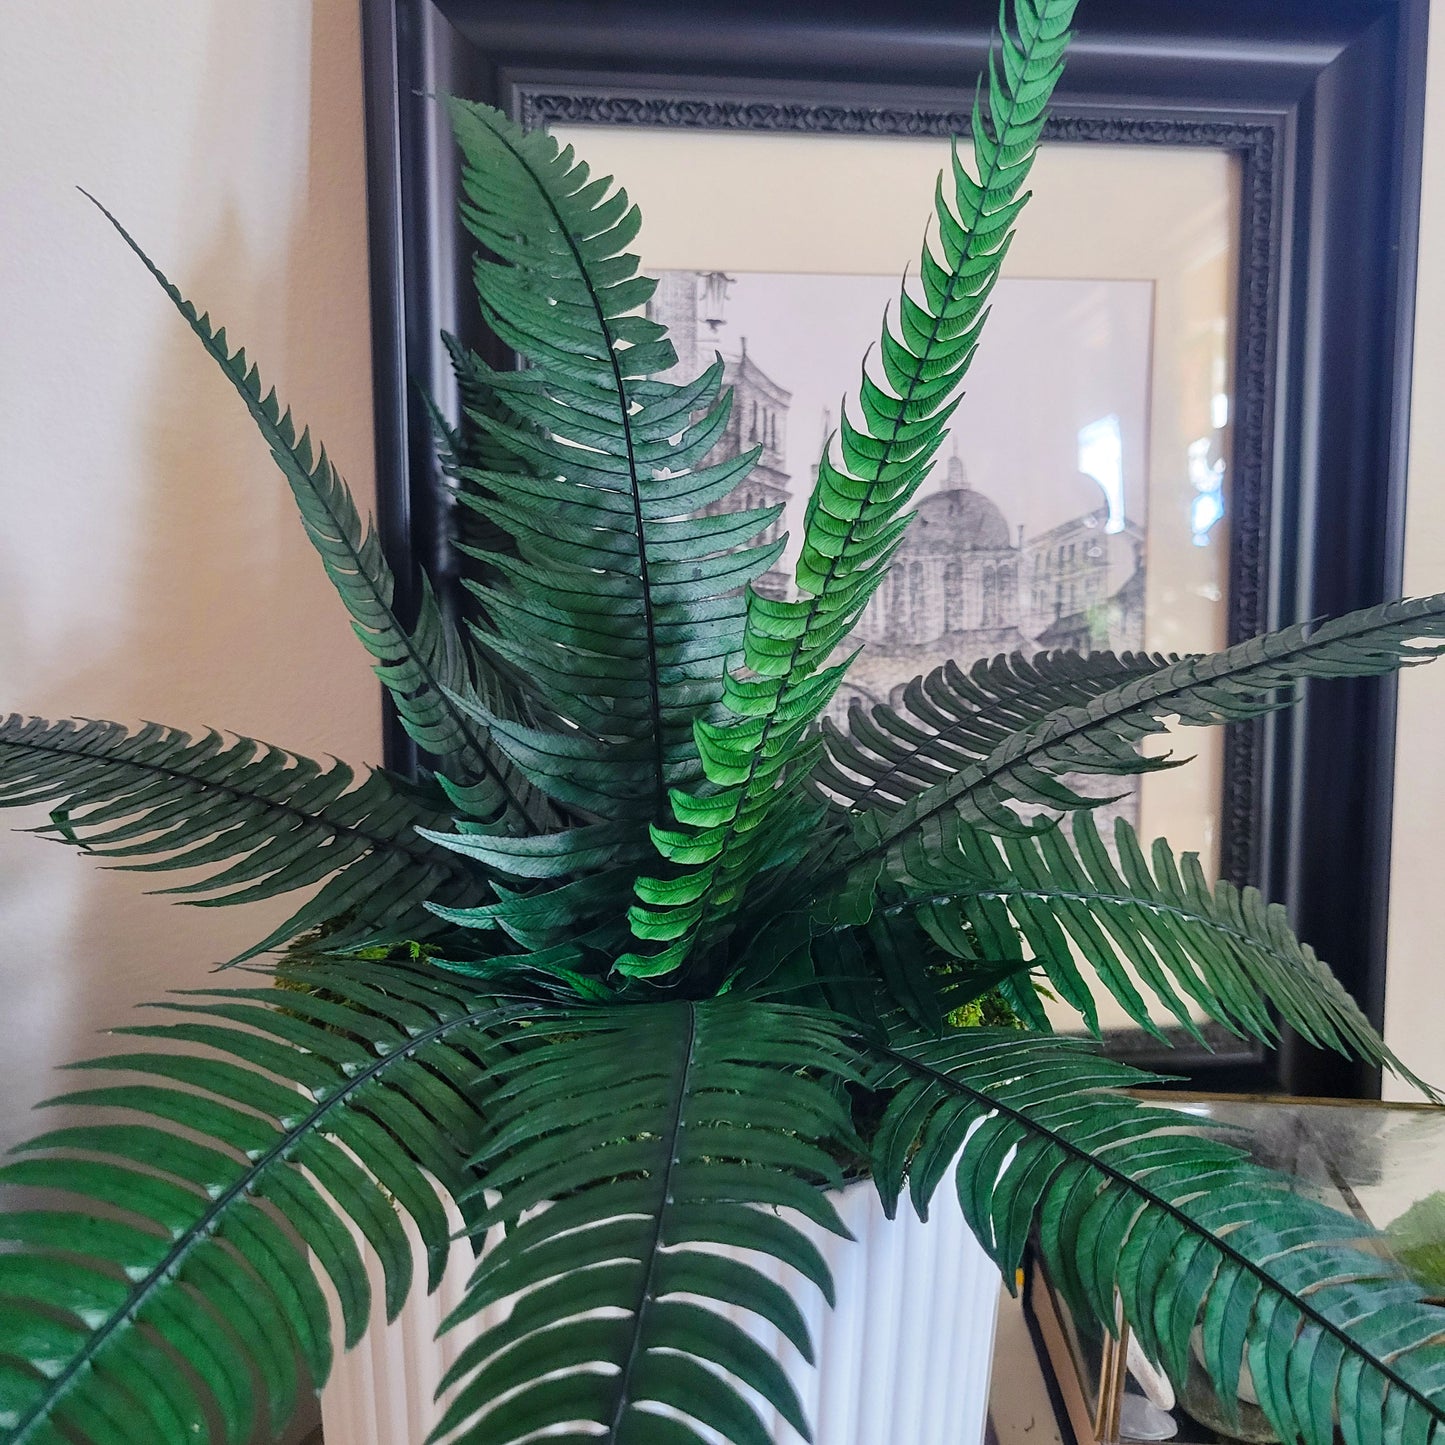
[0,715,484,961]
[82,190,554,834]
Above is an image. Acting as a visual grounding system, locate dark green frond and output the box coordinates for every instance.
[803,904,1032,1035]
[432,1000,861,1445]
[84,193,555,833]
[865,1029,1445,1445]
[445,104,782,828]
[417,817,651,977]
[847,808,1431,1090]
[0,960,534,1445]
[0,715,484,962]
[430,335,554,669]
[622,0,1081,979]
[813,649,1178,813]
[433,333,534,553]
[832,592,1445,868]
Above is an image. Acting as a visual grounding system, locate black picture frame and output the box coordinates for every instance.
[359,0,1428,1097]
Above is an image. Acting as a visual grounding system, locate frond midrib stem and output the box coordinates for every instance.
[606,1000,697,1436]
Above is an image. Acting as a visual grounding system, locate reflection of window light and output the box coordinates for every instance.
[1211,392,1229,430]
[1187,437,1226,547]
[1077,415,1125,534]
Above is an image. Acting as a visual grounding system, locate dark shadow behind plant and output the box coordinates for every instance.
[4,2,1445,1442]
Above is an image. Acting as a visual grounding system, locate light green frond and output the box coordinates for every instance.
[0,715,483,961]
[865,1029,1445,1445]
[432,999,861,1445]
[622,0,1081,978]
[0,960,534,1445]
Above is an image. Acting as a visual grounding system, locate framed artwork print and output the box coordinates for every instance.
[548,126,1238,1044]
[360,0,1428,1095]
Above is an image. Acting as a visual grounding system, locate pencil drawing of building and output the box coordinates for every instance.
[648,271,791,598]
[649,270,1147,722]
[1025,501,1145,656]
[834,450,1145,722]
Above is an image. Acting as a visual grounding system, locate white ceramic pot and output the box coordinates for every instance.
[321,1178,1001,1445]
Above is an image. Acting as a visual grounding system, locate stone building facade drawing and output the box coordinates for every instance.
[1025,503,1145,656]
[648,272,791,597]
[835,453,1146,722]
[648,271,1148,722]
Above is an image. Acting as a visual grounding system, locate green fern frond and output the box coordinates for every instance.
[414,811,652,990]
[431,335,587,698]
[813,649,1178,813]
[423,343,549,718]
[444,103,783,827]
[433,333,535,554]
[0,960,534,1445]
[0,715,482,961]
[432,1000,860,1445]
[850,808,1431,1090]
[830,593,1445,870]
[866,1029,1445,1445]
[83,193,554,833]
[623,0,1081,979]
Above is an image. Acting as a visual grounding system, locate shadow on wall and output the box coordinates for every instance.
[0,0,379,1161]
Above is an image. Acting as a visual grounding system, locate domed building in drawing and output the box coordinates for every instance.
[837,452,1033,714]
[644,268,1146,727]
[1022,471,1145,656]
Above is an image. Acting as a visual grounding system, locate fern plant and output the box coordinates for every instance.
[4,1,1445,1441]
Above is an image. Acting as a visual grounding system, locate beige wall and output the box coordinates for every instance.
[1385,4,1445,1099]
[0,1,380,1149]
